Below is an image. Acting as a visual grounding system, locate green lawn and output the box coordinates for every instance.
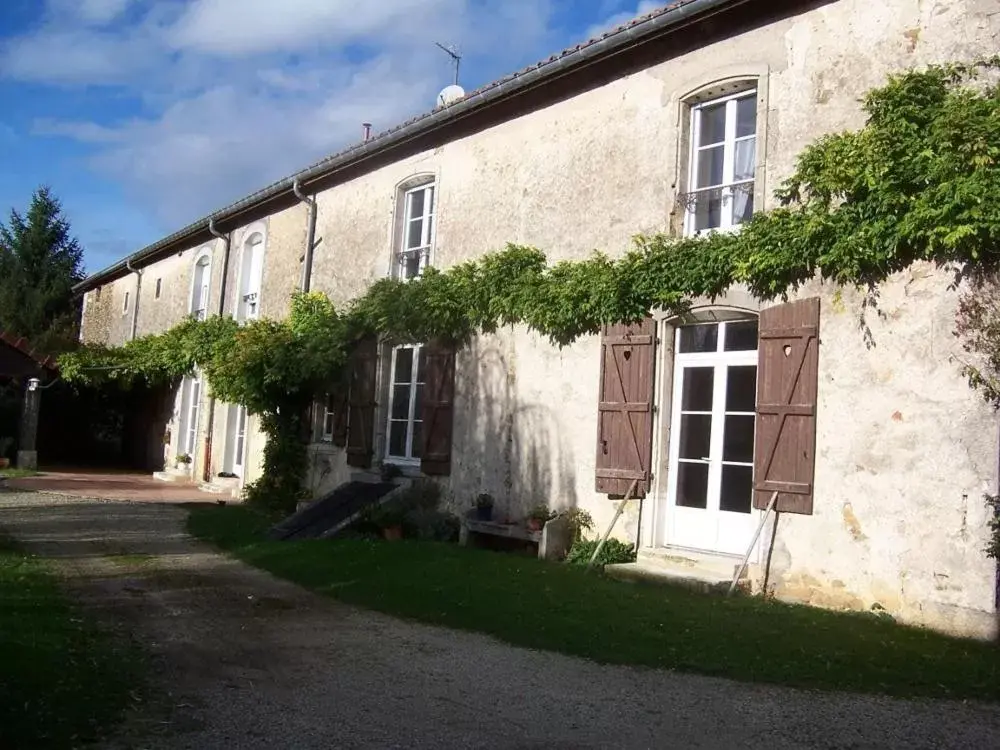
[188,505,1000,701]
[0,537,143,749]
[0,467,41,478]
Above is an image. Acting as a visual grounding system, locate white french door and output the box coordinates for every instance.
[179,376,201,458]
[385,344,425,463]
[228,405,248,477]
[664,319,759,555]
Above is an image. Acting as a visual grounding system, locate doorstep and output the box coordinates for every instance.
[199,476,241,499]
[605,548,748,594]
[153,467,191,483]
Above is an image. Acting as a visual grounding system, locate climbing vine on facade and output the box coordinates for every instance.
[60,59,1000,514]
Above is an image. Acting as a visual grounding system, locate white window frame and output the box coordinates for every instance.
[664,319,759,554]
[684,89,757,237]
[190,252,211,320]
[395,183,435,280]
[237,233,265,322]
[320,394,336,442]
[384,343,424,464]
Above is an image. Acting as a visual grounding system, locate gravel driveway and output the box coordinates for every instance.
[1,491,999,750]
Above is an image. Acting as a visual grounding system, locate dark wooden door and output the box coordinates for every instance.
[753,298,820,514]
[595,318,656,496]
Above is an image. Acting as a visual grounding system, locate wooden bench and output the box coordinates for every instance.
[459,516,573,561]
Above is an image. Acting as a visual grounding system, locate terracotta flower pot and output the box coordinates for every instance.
[0,458,10,470]
[527,517,544,532]
[382,524,404,542]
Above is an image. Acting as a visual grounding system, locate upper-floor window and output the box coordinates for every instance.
[237,233,264,322]
[190,254,211,320]
[154,278,163,300]
[685,89,757,235]
[395,182,435,279]
[122,290,129,314]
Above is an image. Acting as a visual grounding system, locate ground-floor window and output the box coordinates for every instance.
[665,318,758,554]
[386,344,425,462]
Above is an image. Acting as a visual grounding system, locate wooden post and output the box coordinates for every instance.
[587,479,638,571]
[727,490,778,596]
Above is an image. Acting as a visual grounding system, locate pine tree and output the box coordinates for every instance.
[0,187,85,353]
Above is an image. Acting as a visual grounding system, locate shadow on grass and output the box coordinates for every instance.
[0,537,143,749]
[188,505,1000,702]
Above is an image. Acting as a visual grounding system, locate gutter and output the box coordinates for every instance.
[73,0,746,294]
[293,179,317,293]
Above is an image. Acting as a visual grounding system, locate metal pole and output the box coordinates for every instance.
[728,490,778,596]
[587,479,638,570]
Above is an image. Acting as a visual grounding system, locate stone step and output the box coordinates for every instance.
[199,477,241,498]
[153,468,191,483]
[605,549,748,595]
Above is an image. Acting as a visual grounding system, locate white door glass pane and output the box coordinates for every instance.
[681,366,715,410]
[734,184,754,225]
[394,347,413,382]
[698,103,727,145]
[720,464,754,513]
[407,218,424,250]
[676,462,709,509]
[736,96,757,137]
[388,421,407,456]
[679,324,719,354]
[724,321,759,352]
[696,145,725,188]
[694,193,722,231]
[722,415,755,463]
[724,365,757,411]
[409,189,425,220]
[679,414,712,459]
[734,138,756,181]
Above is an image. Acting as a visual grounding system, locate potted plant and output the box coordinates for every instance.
[526,504,554,532]
[379,461,404,482]
[0,437,13,470]
[175,453,192,470]
[370,504,406,541]
[474,492,494,522]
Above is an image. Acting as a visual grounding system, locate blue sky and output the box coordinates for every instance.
[0,0,660,274]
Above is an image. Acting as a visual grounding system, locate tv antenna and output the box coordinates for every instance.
[435,41,462,86]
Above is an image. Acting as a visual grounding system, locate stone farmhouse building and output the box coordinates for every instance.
[76,0,1000,638]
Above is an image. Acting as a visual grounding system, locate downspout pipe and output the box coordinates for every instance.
[293,178,317,293]
[203,217,232,483]
[125,258,142,341]
[208,218,231,316]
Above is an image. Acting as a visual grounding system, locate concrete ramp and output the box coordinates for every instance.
[267,480,397,541]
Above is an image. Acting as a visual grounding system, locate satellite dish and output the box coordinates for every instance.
[437,84,466,108]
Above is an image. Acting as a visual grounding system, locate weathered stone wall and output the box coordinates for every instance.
[78,0,1000,634]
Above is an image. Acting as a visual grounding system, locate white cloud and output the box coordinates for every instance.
[168,0,454,56]
[75,0,137,25]
[585,0,663,40]
[8,0,557,230]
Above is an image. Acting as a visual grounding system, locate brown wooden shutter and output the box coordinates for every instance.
[345,336,378,468]
[754,297,820,515]
[420,340,456,476]
[595,317,656,497]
